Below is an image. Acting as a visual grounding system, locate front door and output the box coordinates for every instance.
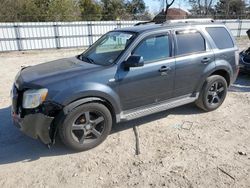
[118,33,175,111]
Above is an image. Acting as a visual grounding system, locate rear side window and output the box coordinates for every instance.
[206,27,234,49]
[176,31,206,56]
[133,34,170,63]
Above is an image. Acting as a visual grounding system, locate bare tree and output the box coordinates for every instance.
[165,0,175,14]
[153,0,176,23]
[189,0,214,15]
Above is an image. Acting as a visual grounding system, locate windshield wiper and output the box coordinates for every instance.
[79,55,95,64]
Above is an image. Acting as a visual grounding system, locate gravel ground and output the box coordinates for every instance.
[0,39,250,188]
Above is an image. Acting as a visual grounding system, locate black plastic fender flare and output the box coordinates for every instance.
[63,97,105,115]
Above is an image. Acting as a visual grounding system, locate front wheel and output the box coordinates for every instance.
[196,75,228,111]
[59,102,112,151]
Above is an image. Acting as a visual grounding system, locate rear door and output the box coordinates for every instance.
[173,29,215,97]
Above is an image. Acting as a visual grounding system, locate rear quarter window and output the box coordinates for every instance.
[206,27,234,49]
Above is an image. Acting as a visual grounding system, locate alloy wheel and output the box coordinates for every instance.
[207,81,225,106]
[71,111,105,144]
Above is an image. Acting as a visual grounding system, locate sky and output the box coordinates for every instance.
[144,0,190,14]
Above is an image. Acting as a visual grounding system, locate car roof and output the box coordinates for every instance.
[115,21,225,34]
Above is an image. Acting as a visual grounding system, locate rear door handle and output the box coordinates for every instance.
[159,66,171,72]
[201,57,211,64]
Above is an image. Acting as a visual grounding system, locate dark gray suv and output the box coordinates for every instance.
[11,19,239,151]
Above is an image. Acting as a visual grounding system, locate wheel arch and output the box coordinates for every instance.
[195,66,232,94]
[63,96,118,122]
[50,95,118,145]
[209,69,230,86]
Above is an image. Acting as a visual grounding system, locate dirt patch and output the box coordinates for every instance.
[0,42,250,187]
[236,37,250,51]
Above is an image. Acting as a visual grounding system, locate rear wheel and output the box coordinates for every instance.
[196,75,228,111]
[59,102,112,151]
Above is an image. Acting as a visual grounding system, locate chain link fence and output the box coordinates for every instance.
[0,20,249,52]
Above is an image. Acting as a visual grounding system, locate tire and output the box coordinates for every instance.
[196,75,228,111]
[59,102,112,151]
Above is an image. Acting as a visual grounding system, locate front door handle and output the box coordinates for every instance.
[159,66,171,73]
[201,57,211,64]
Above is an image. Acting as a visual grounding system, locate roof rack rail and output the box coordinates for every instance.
[166,18,214,24]
[134,18,215,27]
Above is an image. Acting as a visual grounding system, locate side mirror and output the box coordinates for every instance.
[124,55,144,69]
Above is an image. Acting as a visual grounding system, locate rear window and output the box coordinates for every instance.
[206,27,234,49]
[176,31,206,56]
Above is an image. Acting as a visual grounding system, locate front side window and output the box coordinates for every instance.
[133,34,170,63]
[176,31,206,56]
[80,31,135,65]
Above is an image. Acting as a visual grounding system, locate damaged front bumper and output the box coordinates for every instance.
[12,112,54,144]
[11,83,62,144]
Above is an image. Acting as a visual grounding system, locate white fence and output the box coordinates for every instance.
[0,20,249,52]
[0,21,137,52]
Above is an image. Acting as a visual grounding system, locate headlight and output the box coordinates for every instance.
[22,88,48,109]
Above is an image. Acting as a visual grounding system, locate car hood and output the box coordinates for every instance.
[15,56,102,89]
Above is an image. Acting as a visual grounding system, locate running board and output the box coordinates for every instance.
[119,94,198,122]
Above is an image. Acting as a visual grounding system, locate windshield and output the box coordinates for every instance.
[79,31,135,66]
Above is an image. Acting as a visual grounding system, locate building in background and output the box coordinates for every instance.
[167,8,190,19]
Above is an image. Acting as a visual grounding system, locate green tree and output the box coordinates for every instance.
[33,0,51,21]
[0,0,39,22]
[18,0,40,22]
[101,0,128,20]
[0,0,152,22]
[126,0,151,20]
[0,0,18,22]
[215,0,246,19]
[47,0,80,21]
[79,0,102,21]
[0,0,82,22]
[126,0,146,15]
